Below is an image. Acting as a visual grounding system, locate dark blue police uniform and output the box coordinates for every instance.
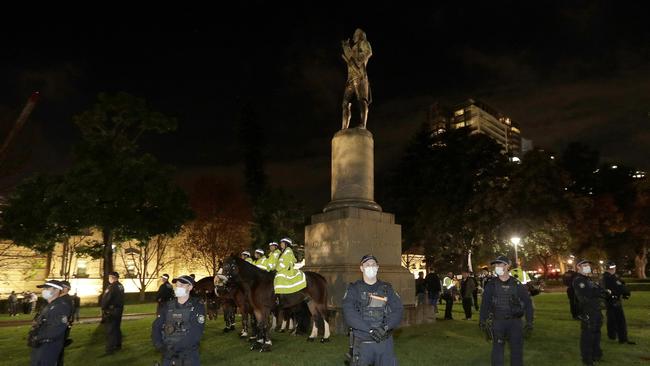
[573,269,608,365]
[29,282,72,366]
[101,274,124,353]
[342,279,403,366]
[601,263,634,345]
[152,275,206,366]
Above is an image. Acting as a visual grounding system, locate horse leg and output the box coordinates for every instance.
[306,300,319,342]
[240,310,248,338]
[318,302,331,342]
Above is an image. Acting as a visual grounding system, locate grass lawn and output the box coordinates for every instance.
[1,293,648,365]
[0,303,156,322]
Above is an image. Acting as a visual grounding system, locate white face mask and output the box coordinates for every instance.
[582,265,592,274]
[174,287,188,297]
[495,266,506,276]
[42,289,54,300]
[363,266,378,279]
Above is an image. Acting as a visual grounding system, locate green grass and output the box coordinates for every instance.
[0,303,156,322]
[1,293,648,365]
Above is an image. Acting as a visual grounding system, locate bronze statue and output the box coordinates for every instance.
[341,28,372,129]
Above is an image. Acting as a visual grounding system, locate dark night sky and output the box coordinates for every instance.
[0,2,649,214]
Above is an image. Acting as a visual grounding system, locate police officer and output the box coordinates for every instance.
[253,249,269,271]
[266,242,280,270]
[241,251,253,264]
[342,254,403,366]
[152,275,206,366]
[57,280,75,365]
[8,290,18,316]
[573,259,610,366]
[601,260,635,345]
[101,271,125,354]
[28,280,71,366]
[157,274,175,314]
[441,272,455,320]
[479,255,533,366]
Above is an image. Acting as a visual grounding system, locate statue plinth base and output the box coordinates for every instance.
[304,206,419,333]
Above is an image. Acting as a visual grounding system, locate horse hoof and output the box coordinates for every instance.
[306,337,315,342]
[278,329,285,333]
[320,338,330,343]
[260,346,271,353]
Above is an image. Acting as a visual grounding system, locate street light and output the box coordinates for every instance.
[510,236,521,267]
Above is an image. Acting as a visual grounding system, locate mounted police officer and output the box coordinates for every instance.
[152,275,206,366]
[57,280,75,365]
[241,251,253,264]
[479,255,534,366]
[28,280,71,366]
[342,254,403,366]
[573,259,610,366]
[101,271,124,354]
[266,242,280,271]
[157,274,175,315]
[253,249,269,271]
[601,260,635,345]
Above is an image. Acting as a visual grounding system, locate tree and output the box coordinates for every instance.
[384,126,510,272]
[119,235,174,301]
[54,92,190,289]
[629,178,650,278]
[183,176,252,276]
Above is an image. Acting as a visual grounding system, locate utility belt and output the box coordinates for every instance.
[492,314,523,321]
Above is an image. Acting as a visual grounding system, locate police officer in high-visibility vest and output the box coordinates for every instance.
[479,255,534,366]
[266,242,280,271]
[254,249,269,271]
[601,260,635,345]
[342,254,403,366]
[29,280,72,366]
[152,275,206,366]
[442,272,455,320]
[241,251,253,264]
[573,259,610,366]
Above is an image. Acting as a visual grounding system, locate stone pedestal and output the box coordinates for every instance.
[304,128,417,333]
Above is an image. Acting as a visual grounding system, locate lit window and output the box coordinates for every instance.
[76,260,88,278]
[454,109,464,116]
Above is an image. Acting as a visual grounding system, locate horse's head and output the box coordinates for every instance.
[221,254,242,282]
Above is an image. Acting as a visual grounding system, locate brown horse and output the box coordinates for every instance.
[214,275,256,338]
[192,276,219,320]
[222,255,330,351]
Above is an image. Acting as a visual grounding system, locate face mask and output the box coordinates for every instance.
[174,287,188,297]
[363,266,378,279]
[495,267,505,276]
[582,265,592,274]
[42,289,53,300]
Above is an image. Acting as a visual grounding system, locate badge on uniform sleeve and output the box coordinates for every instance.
[61,316,68,324]
[579,283,585,288]
[197,315,205,324]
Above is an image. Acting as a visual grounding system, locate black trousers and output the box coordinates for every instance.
[105,307,123,352]
[444,295,454,319]
[492,318,523,366]
[580,312,603,364]
[462,297,473,319]
[472,289,479,310]
[606,302,628,342]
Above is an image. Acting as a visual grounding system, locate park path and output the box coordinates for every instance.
[0,313,154,328]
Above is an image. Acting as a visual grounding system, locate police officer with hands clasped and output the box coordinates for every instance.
[28,279,72,366]
[343,254,403,366]
[101,271,125,354]
[573,258,611,366]
[479,255,533,366]
[601,260,635,345]
[152,274,206,366]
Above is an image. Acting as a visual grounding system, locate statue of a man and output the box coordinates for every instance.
[341,28,372,129]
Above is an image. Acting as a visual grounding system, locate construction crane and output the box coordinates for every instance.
[0,92,40,165]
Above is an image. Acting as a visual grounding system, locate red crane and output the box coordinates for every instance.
[0,92,40,165]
